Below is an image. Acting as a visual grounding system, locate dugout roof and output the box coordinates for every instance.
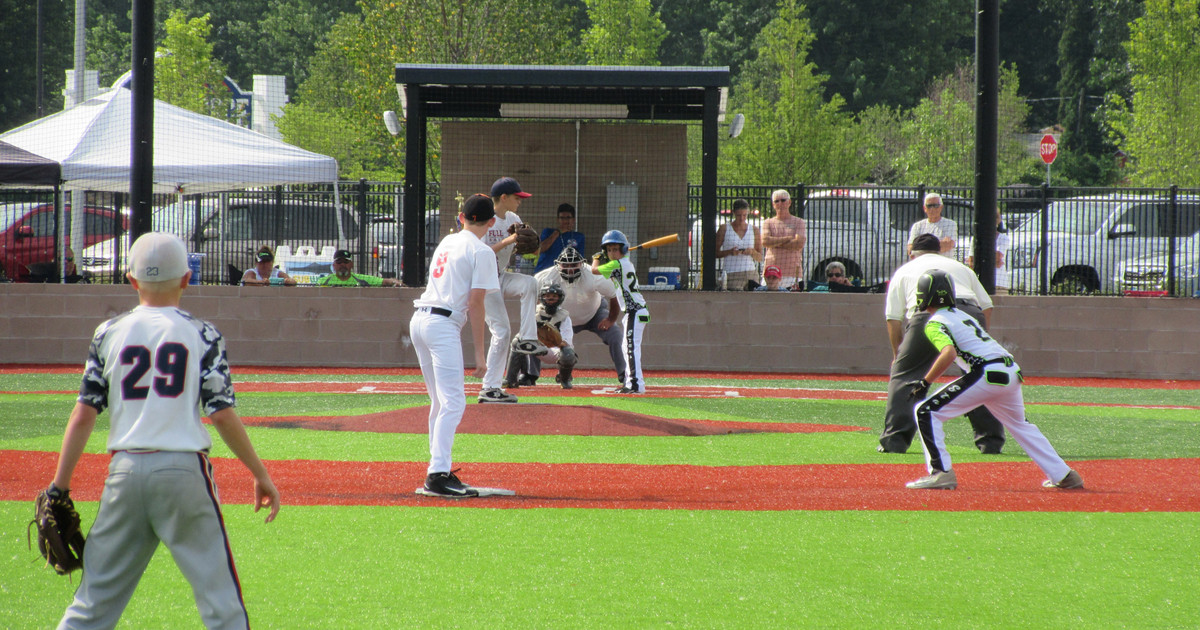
[393,64,730,287]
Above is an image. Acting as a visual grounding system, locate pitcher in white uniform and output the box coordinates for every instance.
[51,232,280,630]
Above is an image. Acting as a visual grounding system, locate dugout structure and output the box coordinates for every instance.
[394,64,730,288]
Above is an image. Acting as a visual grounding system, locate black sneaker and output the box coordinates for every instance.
[478,388,518,403]
[517,375,537,387]
[423,470,479,498]
[502,379,520,389]
[554,374,573,389]
[614,386,644,394]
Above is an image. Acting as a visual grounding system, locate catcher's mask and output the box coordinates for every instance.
[914,269,956,311]
[540,283,566,314]
[601,230,630,255]
[556,246,585,282]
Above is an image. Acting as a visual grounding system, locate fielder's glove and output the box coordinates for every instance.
[537,324,565,349]
[906,379,931,401]
[508,223,540,255]
[29,485,86,576]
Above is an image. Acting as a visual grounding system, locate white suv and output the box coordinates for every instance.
[1008,194,1200,294]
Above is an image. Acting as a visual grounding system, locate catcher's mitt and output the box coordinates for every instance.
[29,486,85,576]
[508,223,540,255]
[537,324,565,349]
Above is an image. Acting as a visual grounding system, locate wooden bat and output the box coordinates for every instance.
[628,233,680,251]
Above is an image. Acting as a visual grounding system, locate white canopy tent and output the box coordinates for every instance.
[0,87,337,193]
[0,87,338,282]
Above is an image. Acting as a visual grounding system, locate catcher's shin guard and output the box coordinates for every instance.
[557,347,577,389]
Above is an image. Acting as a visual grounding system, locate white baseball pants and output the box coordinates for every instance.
[914,363,1071,483]
[622,309,649,392]
[410,310,467,474]
[482,272,538,389]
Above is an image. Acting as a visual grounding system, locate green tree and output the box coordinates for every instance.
[803,0,973,112]
[720,0,867,185]
[1108,0,1200,187]
[0,0,73,131]
[280,0,580,179]
[154,11,230,118]
[893,64,1037,186]
[582,0,667,65]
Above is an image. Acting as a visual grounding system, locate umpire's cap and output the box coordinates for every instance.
[911,233,941,253]
[128,232,190,282]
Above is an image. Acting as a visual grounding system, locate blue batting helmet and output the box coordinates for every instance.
[601,230,630,254]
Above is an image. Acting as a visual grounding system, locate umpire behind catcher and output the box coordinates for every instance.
[880,233,1006,455]
[530,246,626,383]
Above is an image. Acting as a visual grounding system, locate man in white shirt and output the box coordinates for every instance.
[881,233,1005,454]
[507,246,624,385]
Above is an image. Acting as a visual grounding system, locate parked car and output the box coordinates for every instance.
[373,212,441,279]
[81,196,372,284]
[1007,194,1200,294]
[0,202,125,282]
[800,188,975,284]
[1112,234,1200,297]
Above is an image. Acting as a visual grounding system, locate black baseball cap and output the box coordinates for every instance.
[256,250,274,262]
[490,177,532,198]
[911,234,941,252]
[333,249,352,261]
[462,194,495,222]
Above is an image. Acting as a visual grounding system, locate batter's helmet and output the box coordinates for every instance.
[601,230,630,254]
[556,246,585,281]
[539,283,566,315]
[914,270,956,311]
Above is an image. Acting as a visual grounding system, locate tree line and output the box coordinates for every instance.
[3,0,1194,188]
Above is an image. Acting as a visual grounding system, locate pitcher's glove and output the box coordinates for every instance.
[906,379,930,401]
[537,324,565,349]
[508,223,540,255]
[29,485,86,576]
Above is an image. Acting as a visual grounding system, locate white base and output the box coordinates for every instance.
[415,487,516,498]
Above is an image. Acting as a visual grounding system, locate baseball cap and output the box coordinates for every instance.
[333,249,352,261]
[256,250,274,262]
[911,234,942,252]
[764,265,782,279]
[490,177,532,198]
[461,193,495,222]
[128,232,190,282]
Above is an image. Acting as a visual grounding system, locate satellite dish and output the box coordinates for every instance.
[728,113,745,139]
[383,110,401,136]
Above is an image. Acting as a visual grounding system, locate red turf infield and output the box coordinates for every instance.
[3,451,1197,512]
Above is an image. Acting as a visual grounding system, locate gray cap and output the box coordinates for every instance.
[128,232,190,282]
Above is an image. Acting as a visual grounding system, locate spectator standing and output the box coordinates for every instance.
[241,245,295,286]
[881,234,1006,454]
[535,203,585,272]
[317,249,401,287]
[908,192,958,257]
[762,189,806,290]
[715,199,762,290]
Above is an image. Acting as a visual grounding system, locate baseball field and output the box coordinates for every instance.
[3,365,1198,628]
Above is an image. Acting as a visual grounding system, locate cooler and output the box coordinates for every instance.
[646,266,680,290]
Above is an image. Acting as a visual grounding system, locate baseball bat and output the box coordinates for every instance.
[628,233,680,251]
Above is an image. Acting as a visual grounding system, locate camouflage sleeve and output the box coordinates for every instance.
[197,320,236,416]
[76,322,111,412]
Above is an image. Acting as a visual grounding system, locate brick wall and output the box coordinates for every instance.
[2,284,1197,380]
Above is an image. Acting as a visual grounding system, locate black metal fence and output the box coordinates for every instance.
[4,182,1199,297]
[688,184,1200,296]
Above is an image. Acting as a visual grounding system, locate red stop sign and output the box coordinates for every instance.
[1040,134,1058,164]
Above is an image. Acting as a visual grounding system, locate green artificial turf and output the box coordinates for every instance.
[5,504,1197,629]
[3,371,1199,628]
